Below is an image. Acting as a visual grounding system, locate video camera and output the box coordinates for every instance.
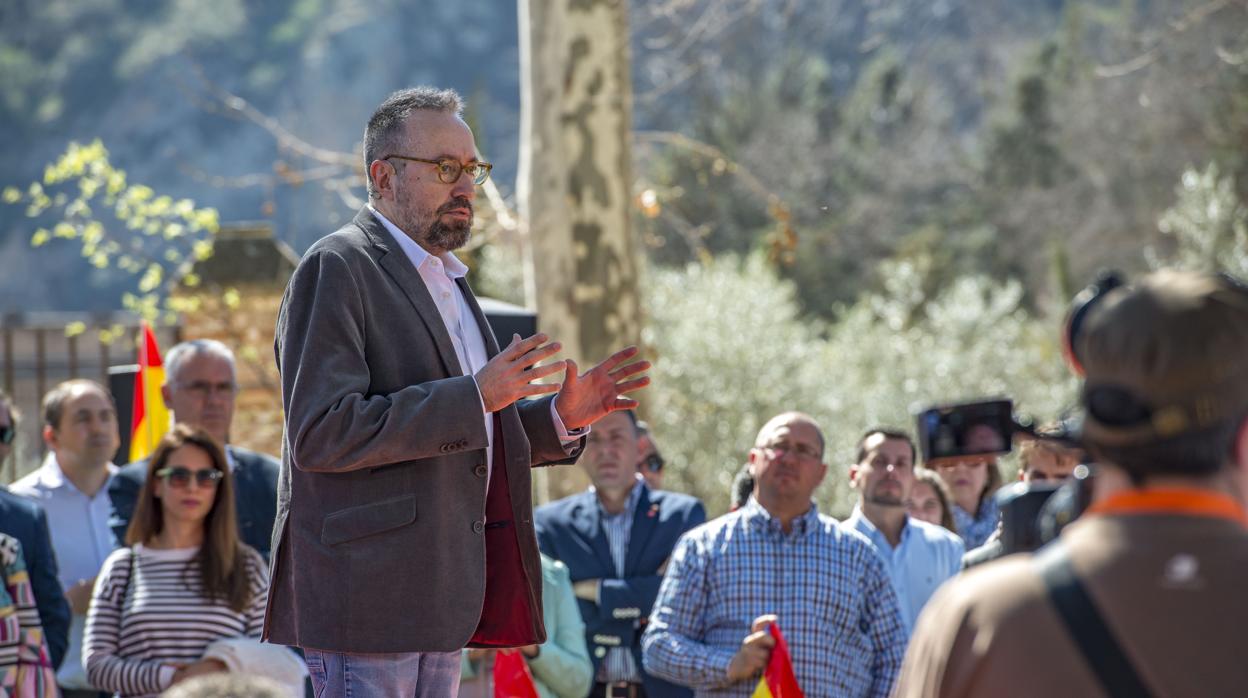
[915,398,1093,557]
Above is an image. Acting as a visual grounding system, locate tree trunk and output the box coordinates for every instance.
[519,0,641,500]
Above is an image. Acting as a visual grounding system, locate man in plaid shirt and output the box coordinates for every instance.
[641,412,907,697]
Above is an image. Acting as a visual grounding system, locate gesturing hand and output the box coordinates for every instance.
[476,334,567,413]
[725,614,777,682]
[553,346,651,431]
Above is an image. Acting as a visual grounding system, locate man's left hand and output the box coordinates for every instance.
[554,346,651,431]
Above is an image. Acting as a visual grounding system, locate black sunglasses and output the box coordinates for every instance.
[156,466,224,489]
[643,453,665,473]
[0,426,13,445]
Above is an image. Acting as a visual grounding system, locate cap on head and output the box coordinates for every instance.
[1077,269,1248,453]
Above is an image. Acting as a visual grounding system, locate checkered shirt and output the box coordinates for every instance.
[641,498,907,698]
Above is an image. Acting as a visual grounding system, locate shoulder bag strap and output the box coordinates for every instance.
[1035,544,1155,698]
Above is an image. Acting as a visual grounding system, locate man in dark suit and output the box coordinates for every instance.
[107,339,280,559]
[536,410,705,698]
[266,86,649,696]
[0,390,71,669]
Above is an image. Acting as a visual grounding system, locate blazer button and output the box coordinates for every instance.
[472,520,485,534]
[474,465,488,477]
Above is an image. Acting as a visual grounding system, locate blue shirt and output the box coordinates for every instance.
[642,498,907,698]
[951,495,1001,550]
[843,506,964,634]
[594,479,645,683]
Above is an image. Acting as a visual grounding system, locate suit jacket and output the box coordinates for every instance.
[535,483,705,698]
[107,445,281,560]
[265,207,579,653]
[0,487,71,669]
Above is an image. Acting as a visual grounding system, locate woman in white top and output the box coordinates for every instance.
[84,425,267,697]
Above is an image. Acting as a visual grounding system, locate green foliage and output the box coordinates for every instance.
[2,140,220,326]
[641,254,1075,517]
[1152,164,1248,277]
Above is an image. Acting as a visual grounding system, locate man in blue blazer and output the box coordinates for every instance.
[536,410,705,698]
[0,391,71,669]
[107,339,280,559]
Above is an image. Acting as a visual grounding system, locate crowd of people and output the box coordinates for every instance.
[0,84,1244,698]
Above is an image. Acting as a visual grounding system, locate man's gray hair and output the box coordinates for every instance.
[363,86,464,199]
[165,339,236,385]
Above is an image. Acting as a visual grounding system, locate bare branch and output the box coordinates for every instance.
[1095,0,1239,78]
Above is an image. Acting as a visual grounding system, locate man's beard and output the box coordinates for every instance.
[426,205,473,251]
[393,193,474,252]
[867,481,905,507]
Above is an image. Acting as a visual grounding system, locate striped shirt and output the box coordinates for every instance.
[641,498,907,698]
[594,480,643,683]
[84,544,268,697]
[0,533,57,695]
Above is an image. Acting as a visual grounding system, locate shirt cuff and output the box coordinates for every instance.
[550,400,589,445]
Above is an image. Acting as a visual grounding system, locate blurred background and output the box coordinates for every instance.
[2,0,1246,515]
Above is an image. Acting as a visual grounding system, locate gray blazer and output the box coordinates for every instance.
[265,207,578,653]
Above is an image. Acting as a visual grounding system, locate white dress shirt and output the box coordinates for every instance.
[369,207,583,488]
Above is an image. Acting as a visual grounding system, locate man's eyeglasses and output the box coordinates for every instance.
[0,426,13,445]
[642,453,665,473]
[174,381,237,399]
[156,467,224,489]
[760,443,822,461]
[384,155,493,185]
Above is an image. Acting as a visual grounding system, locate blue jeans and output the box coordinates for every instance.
[304,648,462,697]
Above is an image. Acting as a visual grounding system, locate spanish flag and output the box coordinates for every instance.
[752,623,804,698]
[129,323,171,462]
[491,649,539,698]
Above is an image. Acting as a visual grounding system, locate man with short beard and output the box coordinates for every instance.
[267,86,650,695]
[844,428,964,634]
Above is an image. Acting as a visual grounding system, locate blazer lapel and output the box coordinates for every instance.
[572,492,617,575]
[457,277,501,359]
[624,484,659,575]
[356,208,463,377]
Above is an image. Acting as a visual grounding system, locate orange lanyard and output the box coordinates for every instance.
[1087,488,1248,528]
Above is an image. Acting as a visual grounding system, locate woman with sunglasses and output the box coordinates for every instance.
[84,425,267,697]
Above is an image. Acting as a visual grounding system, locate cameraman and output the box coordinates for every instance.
[895,269,1248,697]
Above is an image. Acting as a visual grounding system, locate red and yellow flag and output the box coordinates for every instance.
[491,649,539,698]
[752,623,804,698]
[129,323,171,462]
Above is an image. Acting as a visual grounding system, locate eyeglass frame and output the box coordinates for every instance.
[171,380,238,399]
[383,155,493,185]
[757,442,823,461]
[642,453,665,473]
[156,466,224,489]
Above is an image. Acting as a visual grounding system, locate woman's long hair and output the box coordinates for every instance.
[125,424,252,612]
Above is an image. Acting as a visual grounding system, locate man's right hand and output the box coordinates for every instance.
[475,334,567,413]
[66,578,95,615]
[725,614,777,683]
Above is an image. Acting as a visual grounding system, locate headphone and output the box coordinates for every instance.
[1060,269,1125,378]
